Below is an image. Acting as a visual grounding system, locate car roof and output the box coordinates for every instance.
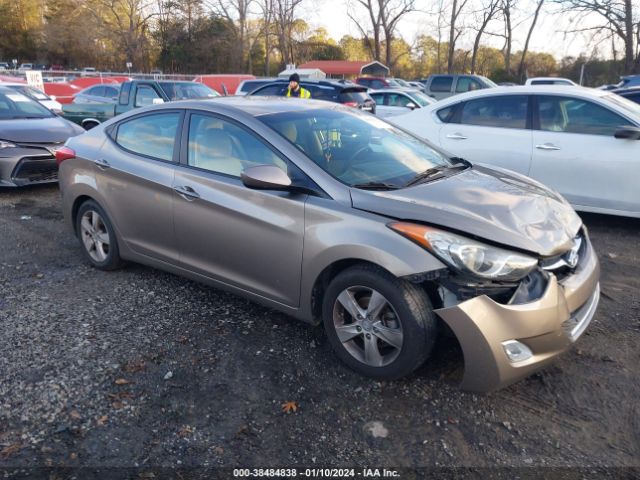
[367,88,421,94]
[430,85,610,106]
[160,96,347,117]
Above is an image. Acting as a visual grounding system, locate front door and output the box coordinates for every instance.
[172,112,306,306]
[529,94,640,214]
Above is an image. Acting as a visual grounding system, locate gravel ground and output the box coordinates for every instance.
[0,184,639,473]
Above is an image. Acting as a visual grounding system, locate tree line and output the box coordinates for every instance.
[0,0,638,83]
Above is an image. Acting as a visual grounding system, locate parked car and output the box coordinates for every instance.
[18,63,34,72]
[611,86,640,104]
[355,77,402,89]
[0,62,9,71]
[73,84,121,104]
[420,74,496,100]
[392,85,640,217]
[248,79,375,113]
[615,75,640,89]
[0,86,83,186]
[235,78,278,96]
[1,83,63,114]
[368,88,435,118]
[408,81,428,93]
[525,77,577,86]
[81,67,98,76]
[63,80,219,129]
[58,97,600,392]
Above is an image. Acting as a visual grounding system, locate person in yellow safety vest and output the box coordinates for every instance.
[285,73,311,99]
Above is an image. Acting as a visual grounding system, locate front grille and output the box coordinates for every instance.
[541,232,586,280]
[11,156,58,184]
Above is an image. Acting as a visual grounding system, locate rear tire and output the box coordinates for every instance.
[322,264,437,380]
[75,200,123,270]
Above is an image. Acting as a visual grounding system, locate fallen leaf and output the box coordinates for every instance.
[45,458,53,467]
[70,452,78,460]
[123,360,146,373]
[70,410,82,420]
[97,415,108,426]
[111,401,124,410]
[114,378,132,385]
[213,446,224,455]
[0,444,22,459]
[177,335,188,344]
[177,425,194,438]
[281,401,298,413]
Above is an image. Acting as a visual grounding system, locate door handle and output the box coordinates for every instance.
[95,158,111,169]
[535,143,561,151]
[446,133,468,140]
[173,185,200,200]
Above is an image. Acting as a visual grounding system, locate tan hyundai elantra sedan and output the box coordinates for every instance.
[57,97,600,392]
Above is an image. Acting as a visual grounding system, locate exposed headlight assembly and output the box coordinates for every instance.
[0,140,17,149]
[389,222,538,281]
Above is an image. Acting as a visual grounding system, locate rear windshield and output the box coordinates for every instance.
[159,82,218,100]
[338,90,370,103]
[0,88,54,119]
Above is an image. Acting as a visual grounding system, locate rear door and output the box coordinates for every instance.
[172,111,306,306]
[97,110,183,263]
[529,94,640,214]
[438,94,533,174]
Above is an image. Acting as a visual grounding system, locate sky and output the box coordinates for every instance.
[305,0,605,61]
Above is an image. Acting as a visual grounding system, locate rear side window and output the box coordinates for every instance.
[370,93,385,104]
[338,90,369,103]
[436,105,456,123]
[461,95,528,129]
[456,76,483,93]
[304,85,338,101]
[537,95,632,136]
[115,113,180,161]
[90,86,105,96]
[135,85,162,107]
[119,82,132,105]
[430,76,453,92]
[104,86,119,98]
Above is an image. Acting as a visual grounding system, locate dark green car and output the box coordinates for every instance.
[62,80,219,130]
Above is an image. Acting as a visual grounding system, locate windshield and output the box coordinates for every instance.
[159,82,219,100]
[407,91,435,107]
[0,89,54,119]
[258,108,454,188]
[480,76,498,87]
[603,93,640,117]
[15,85,51,101]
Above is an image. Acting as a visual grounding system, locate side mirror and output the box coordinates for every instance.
[241,165,292,190]
[406,102,417,110]
[614,126,640,139]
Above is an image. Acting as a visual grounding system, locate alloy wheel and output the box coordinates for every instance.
[332,286,404,367]
[80,210,110,263]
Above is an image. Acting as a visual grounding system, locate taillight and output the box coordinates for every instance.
[55,146,76,165]
[343,101,358,107]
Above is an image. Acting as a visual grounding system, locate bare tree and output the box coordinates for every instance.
[209,0,254,71]
[447,0,470,72]
[470,0,501,73]
[272,0,303,65]
[348,0,415,67]
[500,0,516,76]
[556,0,638,73]
[516,0,544,80]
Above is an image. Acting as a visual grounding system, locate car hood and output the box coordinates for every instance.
[0,117,84,143]
[350,165,582,257]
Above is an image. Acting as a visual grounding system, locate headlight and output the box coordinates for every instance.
[0,140,17,149]
[389,222,538,281]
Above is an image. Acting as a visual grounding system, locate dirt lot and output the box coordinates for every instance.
[0,184,638,474]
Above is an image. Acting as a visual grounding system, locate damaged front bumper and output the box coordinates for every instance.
[435,236,600,392]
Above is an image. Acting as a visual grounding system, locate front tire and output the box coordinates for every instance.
[76,200,123,270]
[322,264,437,380]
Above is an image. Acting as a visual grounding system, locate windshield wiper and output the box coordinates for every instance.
[404,161,469,187]
[352,181,402,190]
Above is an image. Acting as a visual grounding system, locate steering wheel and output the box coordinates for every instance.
[348,146,372,163]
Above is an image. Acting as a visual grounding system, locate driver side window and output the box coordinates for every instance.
[187,113,287,177]
[537,95,633,136]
